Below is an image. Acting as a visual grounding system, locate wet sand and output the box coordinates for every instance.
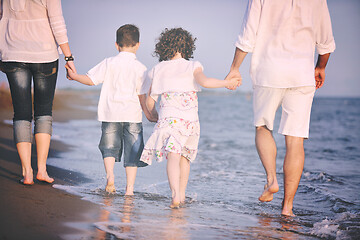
[0,88,106,239]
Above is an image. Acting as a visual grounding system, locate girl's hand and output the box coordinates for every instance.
[225,77,241,90]
[225,70,242,90]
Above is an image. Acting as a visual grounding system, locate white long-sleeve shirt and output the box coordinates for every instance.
[0,0,68,63]
[236,0,336,88]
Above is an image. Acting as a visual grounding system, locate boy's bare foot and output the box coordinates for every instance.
[105,184,116,193]
[258,181,279,202]
[170,201,180,209]
[36,172,54,184]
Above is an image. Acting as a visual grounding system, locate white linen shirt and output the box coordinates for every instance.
[87,52,147,123]
[235,0,336,88]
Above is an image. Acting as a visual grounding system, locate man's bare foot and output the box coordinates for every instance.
[170,201,180,209]
[105,184,116,193]
[258,181,279,202]
[281,200,295,216]
[36,172,54,183]
[281,209,295,217]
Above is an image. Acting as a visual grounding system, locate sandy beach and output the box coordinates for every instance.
[0,88,105,239]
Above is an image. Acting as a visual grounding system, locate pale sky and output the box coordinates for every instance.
[1,0,359,97]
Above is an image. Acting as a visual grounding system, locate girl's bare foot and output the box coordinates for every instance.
[105,184,116,193]
[170,201,180,209]
[36,172,54,183]
[258,180,279,202]
[125,185,134,196]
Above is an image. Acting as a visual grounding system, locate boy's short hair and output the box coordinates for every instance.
[116,24,140,47]
[154,28,196,62]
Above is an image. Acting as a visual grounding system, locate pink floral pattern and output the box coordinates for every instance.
[140,92,200,165]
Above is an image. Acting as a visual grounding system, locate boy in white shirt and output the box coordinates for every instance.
[66,24,156,195]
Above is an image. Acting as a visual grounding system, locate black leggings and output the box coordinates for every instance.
[2,60,58,142]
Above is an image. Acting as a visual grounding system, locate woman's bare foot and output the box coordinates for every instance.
[20,178,34,185]
[258,180,279,202]
[21,169,34,185]
[36,172,54,183]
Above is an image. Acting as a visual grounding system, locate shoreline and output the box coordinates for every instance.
[0,88,106,239]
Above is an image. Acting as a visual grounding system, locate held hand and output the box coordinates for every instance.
[65,61,76,73]
[225,77,242,90]
[225,70,242,90]
[315,67,325,89]
[149,111,159,123]
[65,64,76,81]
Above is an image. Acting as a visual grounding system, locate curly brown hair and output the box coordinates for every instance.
[154,28,196,62]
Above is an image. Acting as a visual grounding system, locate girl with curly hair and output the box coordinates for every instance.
[140,28,240,208]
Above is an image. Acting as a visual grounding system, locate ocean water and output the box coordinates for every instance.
[49,91,360,239]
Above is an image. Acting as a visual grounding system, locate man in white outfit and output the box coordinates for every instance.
[226,0,335,216]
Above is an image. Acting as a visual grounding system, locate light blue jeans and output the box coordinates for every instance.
[98,122,147,167]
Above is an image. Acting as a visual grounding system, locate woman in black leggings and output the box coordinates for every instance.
[0,0,75,185]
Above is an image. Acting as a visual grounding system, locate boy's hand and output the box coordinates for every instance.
[65,64,76,80]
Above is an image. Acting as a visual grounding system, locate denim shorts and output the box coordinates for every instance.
[98,122,147,167]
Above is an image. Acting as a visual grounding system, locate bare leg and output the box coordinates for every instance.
[256,126,279,202]
[16,142,34,185]
[35,133,54,183]
[167,152,181,208]
[282,136,304,216]
[179,157,190,204]
[125,166,137,196]
[104,157,116,193]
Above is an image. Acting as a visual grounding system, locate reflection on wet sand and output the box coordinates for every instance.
[243,214,308,240]
[121,196,135,234]
[162,208,189,240]
[95,195,115,239]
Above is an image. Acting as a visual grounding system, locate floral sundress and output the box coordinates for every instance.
[140,91,200,165]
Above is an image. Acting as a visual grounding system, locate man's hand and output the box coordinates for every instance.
[315,67,325,89]
[225,70,242,90]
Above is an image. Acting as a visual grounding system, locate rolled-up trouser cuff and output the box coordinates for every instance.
[34,115,53,135]
[13,120,32,143]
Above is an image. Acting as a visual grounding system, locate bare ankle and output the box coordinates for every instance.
[125,185,134,196]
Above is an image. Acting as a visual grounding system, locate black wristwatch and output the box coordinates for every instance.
[64,55,74,61]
